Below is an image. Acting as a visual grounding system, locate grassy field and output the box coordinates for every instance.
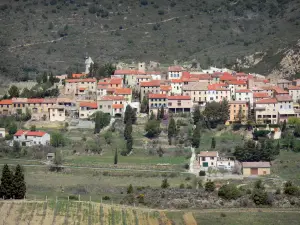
[272,150,300,185]
[0,201,299,225]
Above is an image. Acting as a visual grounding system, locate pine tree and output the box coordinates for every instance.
[42,72,48,83]
[192,122,201,148]
[160,105,165,119]
[0,164,14,199]
[12,165,26,199]
[124,119,132,140]
[168,117,176,145]
[114,149,118,165]
[49,72,55,85]
[211,137,216,149]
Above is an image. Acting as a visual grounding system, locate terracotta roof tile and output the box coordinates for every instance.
[198,151,218,157]
[66,78,96,83]
[160,85,172,91]
[167,95,191,100]
[26,131,47,137]
[114,70,145,75]
[168,66,183,72]
[236,89,252,93]
[288,85,300,90]
[100,96,125,101]
[79,102,97,108]
[253,92,269,98]
[72,73,86,78]
[140,80,161,87]
[115,88,132,95]
[276,95,292,102]
[256,98,277,104]
[0,99,12,105]
[149,94,167,99]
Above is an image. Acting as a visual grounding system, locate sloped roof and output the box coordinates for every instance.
[115,88,131,95]
[276,95,292,102]
[79,102,97,108]
[66,78,96,83]
[236,89,252,93]
[149,94,167,99]
[0,99,12,105]
[140,80,161,87]
[100,96,125,101]
[168,66,183,72]
[256,98,277,104]
[198,151,218,157]
[253,92,269,98]
[167,95,191,100]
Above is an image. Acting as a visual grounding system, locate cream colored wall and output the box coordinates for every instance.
[243,168,270,176]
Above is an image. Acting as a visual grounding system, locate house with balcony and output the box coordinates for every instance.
[228,101,249,123]
[276,95,295,123]
[167,95,192,113]
[182,82,208,106]
[148,93,167,115]
[254,98,278,124]
[171,79,183,95]
[13,130,50,147]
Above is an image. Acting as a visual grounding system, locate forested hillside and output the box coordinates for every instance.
[0,0,299,80]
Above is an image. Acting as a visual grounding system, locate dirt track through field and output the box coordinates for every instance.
[183,212,197,225]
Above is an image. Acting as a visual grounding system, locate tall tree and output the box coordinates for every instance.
[160,105,165,119]
[141,96,149,113]
[168,117,176,145]
[211,137,216,149]
[42,72,48,83]
[237,107,243,122]
[156,108,160,120]
[8,85,19,98]
[12,165,26,199]
[193,105,201,125]
[149,111,155,120]
[124,105,133,124]
[114,148,118,165]
[192,122,201,148]
[124,119,132,140]
[13,141,21,154]
[94,112,101,133]
[145,119,161,138]
[0,164,14,199]
[126,136,133,154]
[49,72,55,85]
[282,120,287,132]
[220,99,229,123]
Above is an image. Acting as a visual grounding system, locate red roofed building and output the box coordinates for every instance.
[272,86,289,97]
[114,88,132,102]
[0,99,12,116]
[207,84,231,102]
[167,95,192,113]
[220,73,237,84]
[254,98,278,124]
[13,130,50,146]
[140,80,161,100]
[148,93,167,115]
[98,96,125,116]
[288,85,300,103]
[79,101,98,119]
[72,73,86,79]
[65,78,97,95]
[276,95,295,123]
[253,92,269,102]
[168,66,184,80]
[160,85,172,95]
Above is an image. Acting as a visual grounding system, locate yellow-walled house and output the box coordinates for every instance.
[242,162,271,176]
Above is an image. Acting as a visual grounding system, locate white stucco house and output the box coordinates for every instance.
[12,130,50,147]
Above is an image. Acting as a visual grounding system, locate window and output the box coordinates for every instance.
[210,157,214,160]
[211,162,214,165]
[202,157,205,161]
[108,105,111,109]
[168,103,172,106]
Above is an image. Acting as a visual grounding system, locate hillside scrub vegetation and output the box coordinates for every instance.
[1,0,300,80]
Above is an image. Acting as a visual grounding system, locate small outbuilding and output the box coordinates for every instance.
[242,162,271,176]
[0,128,5,138]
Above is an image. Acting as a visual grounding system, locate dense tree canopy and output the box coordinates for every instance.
[203,100,229,128]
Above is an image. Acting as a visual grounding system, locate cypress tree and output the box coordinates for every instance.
[193,105,201,125]
[126,136,133,154]
[160,106,165,119]
[114,149,118,165]
[211,137,216,149]
[156,108,160,120]
[124,119,132,140]
[0,164,14,199]
[149,111,155,120]
[192,122,201,148]
[94,112,101,134]
[168,117,176,145]
[12,165,26,199]
[131,108,137,124]
[124,105,132,124]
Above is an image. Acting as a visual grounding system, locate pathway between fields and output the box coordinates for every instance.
[189,147,196,174]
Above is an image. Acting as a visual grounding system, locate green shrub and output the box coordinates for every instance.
[218,184,241,200]
[251,189,269,205]
[205,180,215,192]
[103,196,110,200]
[284,181,299,196]
[161,179,170,189]
[199,170,206,176]
[179,183,185,189]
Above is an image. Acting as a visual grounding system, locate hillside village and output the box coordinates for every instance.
[1,61,300,175]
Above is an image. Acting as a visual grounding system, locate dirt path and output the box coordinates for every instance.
[189,147,196,174]
[183,212,197,225]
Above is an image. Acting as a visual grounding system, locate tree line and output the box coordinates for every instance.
[0,164,26,199]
